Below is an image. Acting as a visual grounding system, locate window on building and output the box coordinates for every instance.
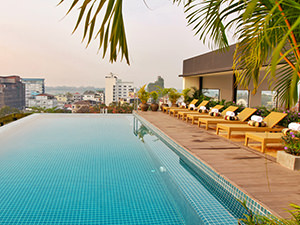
[237,90,249,107]
[202,89,220,101]
[261,91,277,109]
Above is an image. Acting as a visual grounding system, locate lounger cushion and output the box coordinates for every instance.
[248,120,266,127]
[224,115,238,120]
[198,109,208,113]
[209,112,221,117]
[282,128,292,136]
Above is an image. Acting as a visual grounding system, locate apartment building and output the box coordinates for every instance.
[22,78,45,107]
[0,76,25,109]
[82,91,105,104]
[105,73,134,105]
[28,93,58,109]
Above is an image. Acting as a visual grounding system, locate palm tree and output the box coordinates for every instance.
[59,0,300,107]
[183,0,300,107]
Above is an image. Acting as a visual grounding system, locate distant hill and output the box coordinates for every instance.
[46,86,104,95]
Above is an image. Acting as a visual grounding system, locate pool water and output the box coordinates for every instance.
[0,114,239,224]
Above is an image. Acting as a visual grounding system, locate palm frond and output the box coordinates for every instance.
[59,0,129,64]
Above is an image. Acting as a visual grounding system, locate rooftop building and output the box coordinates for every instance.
[0,75,25,109]
[28,93,58,109]
[179,45,279,108]
[105,73,134,105]
[22,78,45,107]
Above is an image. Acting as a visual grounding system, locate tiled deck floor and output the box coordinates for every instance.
[137,111,300,219]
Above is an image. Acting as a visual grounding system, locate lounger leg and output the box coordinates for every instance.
[227,129,231,139]
[198,121,201,127]
[186,117,189,122]
[262,141,266,153]
[245,136,249,147]
[205,122,209,130]
[216,127,220,135]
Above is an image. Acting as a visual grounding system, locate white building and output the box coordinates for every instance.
[82,91,105,103]
[72,92,82,102]
[22,78,45,107]
[95,91,105,103]
[28,94,58,109]
[105,73,134,105]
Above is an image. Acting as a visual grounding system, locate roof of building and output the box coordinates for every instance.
[73,100,91,105]
[83,90,95,95]
[36,93,54,98]
[179,45,236,77]
[179,44,286,77]
[22,78,45,81]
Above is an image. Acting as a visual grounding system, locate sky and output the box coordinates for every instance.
[0,0,221,89]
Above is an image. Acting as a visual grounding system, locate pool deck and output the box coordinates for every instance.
[136,111,300,219]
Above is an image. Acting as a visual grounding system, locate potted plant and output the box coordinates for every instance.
[182,88,193,104]
[149,91,159,111]
[277,131,300,170]
[157,87,171,110]
[137,84,150,111]
[168,88,182,107]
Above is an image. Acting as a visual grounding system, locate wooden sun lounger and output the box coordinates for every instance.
[183,105,224,122]
[169,100,209,116]
[162,99,198,113]
[245,132,283,153]
[182,105,238,123]
[216,112,287,139]
[198,108,257,130]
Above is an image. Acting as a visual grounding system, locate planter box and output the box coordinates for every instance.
[277,151,300,170]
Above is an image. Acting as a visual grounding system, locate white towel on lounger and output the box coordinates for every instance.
[288,122,300,131]
[251,115,263,122]
[226,111,235,117]
[210,108,219,113]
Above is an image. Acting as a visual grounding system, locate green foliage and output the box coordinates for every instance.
[29,107,71,113]
[253,106,271,118]
[282,131,300,156]
[156,87,172,97]
[190,87,202,100]
[0,106,20,117]
[137,125,151,143]
[150,91,158,103]
[179,0,300,107]
[168,88,182,104]
[137,85,150,104]
[181,88,193,103]
[59,0,129,64]
[0,113,31,126]
[279,110,300,128]
[238,200,300,225]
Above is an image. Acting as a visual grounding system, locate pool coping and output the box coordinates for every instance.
[133,111,276,219]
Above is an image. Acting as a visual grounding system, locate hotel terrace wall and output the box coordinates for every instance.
[180,45,278,108]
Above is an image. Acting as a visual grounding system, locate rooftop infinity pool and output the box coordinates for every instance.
[0,114,270,224]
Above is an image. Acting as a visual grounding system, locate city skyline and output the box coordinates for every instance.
[0,0,234,89]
